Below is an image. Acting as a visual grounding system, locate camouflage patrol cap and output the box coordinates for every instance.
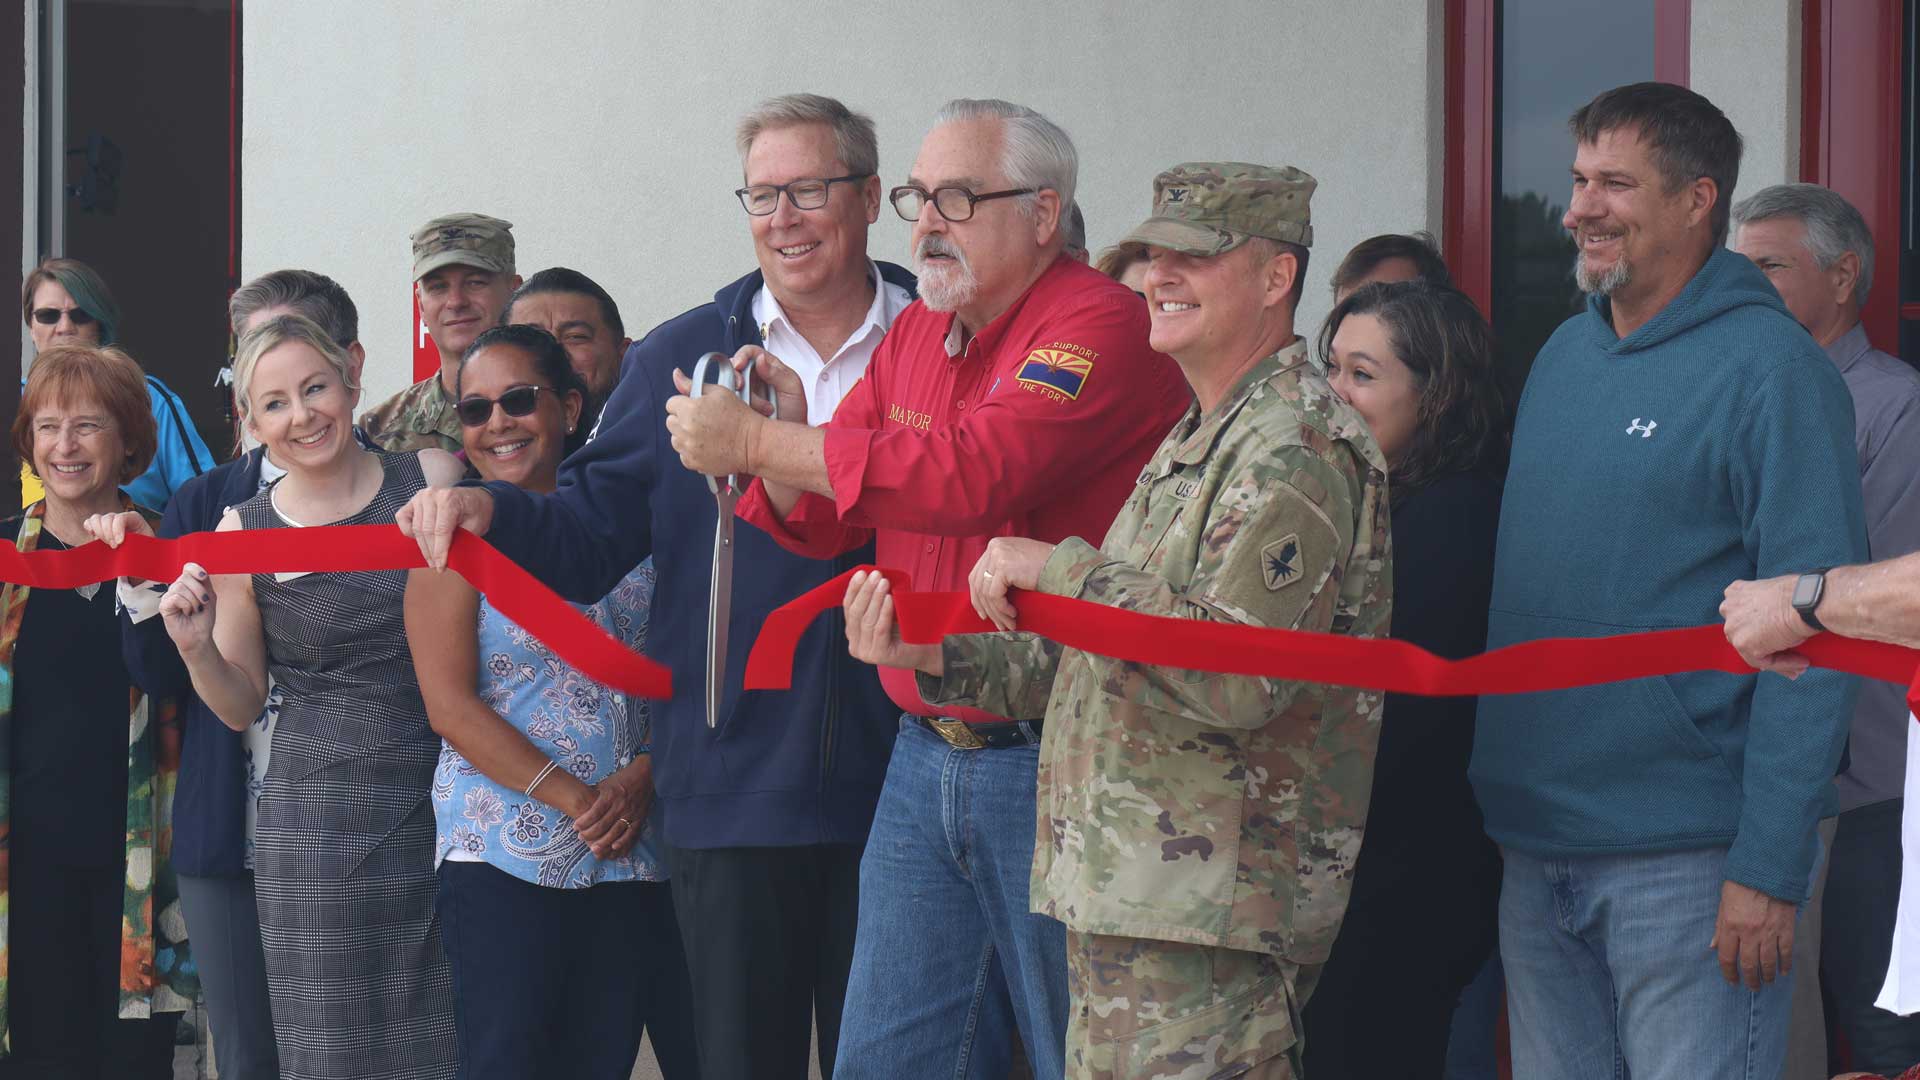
[1120,163,1316,257]
[411,212,516,280]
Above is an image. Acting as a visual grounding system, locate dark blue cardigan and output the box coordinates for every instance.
[121,448,267,878]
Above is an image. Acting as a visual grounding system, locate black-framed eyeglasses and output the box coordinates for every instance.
[455,385,561,427]
[735,174,871,216]
[30,306,96,326]
[889,184,1035,223]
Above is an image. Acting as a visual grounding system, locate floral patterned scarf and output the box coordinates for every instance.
[0,498,196,1054]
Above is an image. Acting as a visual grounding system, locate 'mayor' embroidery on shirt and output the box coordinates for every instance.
[887,403,933,431]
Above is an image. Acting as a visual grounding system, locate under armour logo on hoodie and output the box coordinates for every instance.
[1626,418,1658,438]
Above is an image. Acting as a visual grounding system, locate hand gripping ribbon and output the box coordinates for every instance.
[10,534,1917,711]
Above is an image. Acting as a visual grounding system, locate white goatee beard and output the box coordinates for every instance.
[913,237,979,312]
[917,267,978,312]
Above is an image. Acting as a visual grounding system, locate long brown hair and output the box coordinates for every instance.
[1318,280,1508,501]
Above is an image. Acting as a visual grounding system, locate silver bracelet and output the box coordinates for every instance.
[525,760,560,797]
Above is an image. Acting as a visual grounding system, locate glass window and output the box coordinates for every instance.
[1492,0,1659,391]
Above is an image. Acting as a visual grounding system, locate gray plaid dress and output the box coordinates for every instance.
[239,452,456,1080]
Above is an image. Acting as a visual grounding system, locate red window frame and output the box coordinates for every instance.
[1444,0,1692,318]
[1801,0,1906,345]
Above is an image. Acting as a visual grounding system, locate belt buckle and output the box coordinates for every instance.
[927,716,986,750]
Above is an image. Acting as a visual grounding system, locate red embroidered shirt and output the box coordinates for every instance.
[739,256,1191,722]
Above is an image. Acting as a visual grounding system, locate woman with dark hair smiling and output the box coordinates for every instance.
[1302,279,1510,1078]
[408,324,696,1080]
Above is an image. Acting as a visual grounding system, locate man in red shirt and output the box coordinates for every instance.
[666,98,1190,1078]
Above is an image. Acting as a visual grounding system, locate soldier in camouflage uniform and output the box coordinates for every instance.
[844,163,1393,1078]
[360,212,521,454]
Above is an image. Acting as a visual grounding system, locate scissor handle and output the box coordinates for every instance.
[691,351,781,494]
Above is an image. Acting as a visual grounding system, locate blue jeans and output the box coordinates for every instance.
[833,718,1070,1080]
[1500,845,1804,1080]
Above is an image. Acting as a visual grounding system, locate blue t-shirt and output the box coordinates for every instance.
[432,558,665,887]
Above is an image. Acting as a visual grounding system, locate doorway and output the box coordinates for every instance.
[27,0,241,474]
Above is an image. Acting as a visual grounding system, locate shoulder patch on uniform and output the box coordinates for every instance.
[1015,345,1095,401]
[1261,534,1302,590]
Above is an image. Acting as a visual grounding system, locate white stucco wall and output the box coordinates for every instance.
[243,0,1447,408]
[1692,0,1802,196]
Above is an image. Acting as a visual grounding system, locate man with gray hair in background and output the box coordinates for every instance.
[663,98,1189,1078]
[1733,182,1920,1073]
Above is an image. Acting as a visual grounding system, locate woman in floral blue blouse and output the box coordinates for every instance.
[407,325,697,1080]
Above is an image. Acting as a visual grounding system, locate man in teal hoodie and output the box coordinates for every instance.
[1472,81,1867,1078]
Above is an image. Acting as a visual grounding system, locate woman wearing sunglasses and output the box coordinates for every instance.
[406,324,696,1080]
[20,258,216,511]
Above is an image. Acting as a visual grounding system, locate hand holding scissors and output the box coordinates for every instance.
[668,351,781,727]
[666,346,803,478]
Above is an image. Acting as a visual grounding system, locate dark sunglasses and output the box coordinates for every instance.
[30,306,96,326]
[455,385,560,427]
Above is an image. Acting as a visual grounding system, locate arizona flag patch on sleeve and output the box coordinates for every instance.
[1015,345,1096,401]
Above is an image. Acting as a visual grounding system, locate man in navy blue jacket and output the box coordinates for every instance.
[400,94,910,1080]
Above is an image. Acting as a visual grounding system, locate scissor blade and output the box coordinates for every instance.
[705,500,737,728]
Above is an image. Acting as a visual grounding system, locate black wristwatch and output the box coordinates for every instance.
[1791,569,1830,632]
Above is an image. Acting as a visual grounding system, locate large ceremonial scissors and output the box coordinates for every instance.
[691,351,780,728]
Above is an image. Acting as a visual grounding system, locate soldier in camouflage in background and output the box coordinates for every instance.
[842,163,1392,1079]
[360,212,521,454]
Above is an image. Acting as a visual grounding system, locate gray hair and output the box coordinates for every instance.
[932,98,1078,241]
[1731,182,1875,308]
[736,93,879,178]
[227,268,360,344]
[233,313,360,421]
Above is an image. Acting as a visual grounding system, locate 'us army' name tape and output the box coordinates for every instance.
[745,567,1920,712]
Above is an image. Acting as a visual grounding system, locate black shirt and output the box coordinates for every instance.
[8,522,133,867]
[1346,470,1506,908]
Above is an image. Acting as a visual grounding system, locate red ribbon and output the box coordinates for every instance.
[18,527,1914,715]
[0,525,671,699]
[745,567,1920,711]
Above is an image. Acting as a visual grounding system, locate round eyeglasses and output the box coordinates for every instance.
[889,185,1035,223]
[735,174,871,216]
